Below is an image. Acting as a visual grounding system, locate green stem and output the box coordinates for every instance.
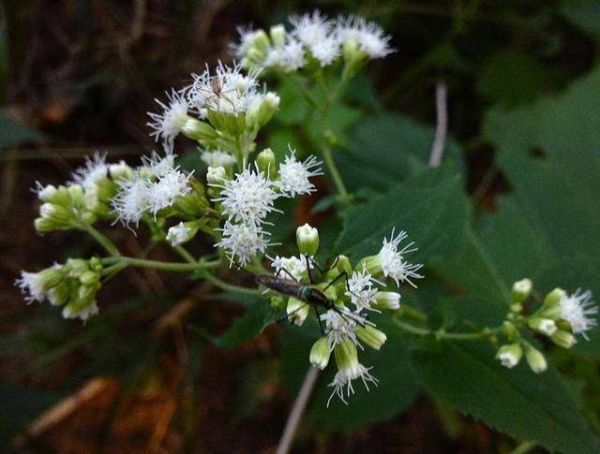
[395,319,501,342]
[80,223,120,256]
[174,245,196,264]
[510,441,537,454]
[101,256,220,273]
[320,144,350,202]
[197,271,262,296]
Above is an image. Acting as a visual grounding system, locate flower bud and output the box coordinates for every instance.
[373,291,401,310]
[256,148,277,176]
[166,221,200,246]
[206,166,227,185]
[286,297,309,326]
[551,330,577,349]
[34,217,55,232]
[543,288,567,308]
[251,93,280,128]
[108,161,133,180]
[512,278,532,303]
[528,318,557,336]
[524,345,547,374]
[309,337,331,370]
[269,25,286,47]
[333,338,359,371]
[357,255,382,277]
[496,343,522,369]
[501,321,518,341]
[182,118,217,144]
[250,29,270,51]
[296,224,319,256]
[80,270,100,287]
[356,325,387,350]
[37,184,58,202]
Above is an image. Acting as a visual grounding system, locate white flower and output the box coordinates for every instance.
[206,166,227,185]
[147,90,190,152]
[143,153,176,178]
[310,37,341,66]
[166,222,192,247]
[276,152,322,196]
[211,167,280,225]
[559,289,597,339]
[346,269,380,312]
[270,255,307,281]
[186,62,260,117]
[496,344,522,369]
[336,16,393,59]
[265,39,305,71]
[16,271,46,303]
[71,153,108,189]
[232,26,261,58]
[216,221,270,266]
[146,167,191,215]
[201,150,236,168]
[111,176,150,226]
[321,309,359,348]
[378,229,423,287]
[291,11,332,48]
[327,340,378,406]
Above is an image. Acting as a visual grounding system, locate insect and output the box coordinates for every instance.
[255,256,363,333]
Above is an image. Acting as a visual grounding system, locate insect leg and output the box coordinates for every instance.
[313,305,325,335]
[275,266,300,282]
[322,271,350,293]
[305,255,316,284]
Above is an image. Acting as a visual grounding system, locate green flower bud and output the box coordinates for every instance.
[37,184,58,202]
[40,203,72,225]
[270,295,285,311]
[48,283,69,306]
[356,325,387,350]
[296,224,319,257]
[34,217,55,232]
[551,330,577,349]
[309,337,331,370]
[501,321,518,341]
[543,288,567,308]
[206,166,227,185]
[334,338,359,371]
[528,317,557,336]
[269,25,286,47]
[512,278,532,303]
[80,270,100,287]
[524,345,547,374]
[287,297,309,326]
[496,343,523,369]
[357,255,382,277]
[251,29,270,51]
[256,148,277,176]
[166,221,200,246]
[247,93,280,129]
[108,161,133,180]
[67,184,85,205]
[182,118,217,144]
[373,291,401,310]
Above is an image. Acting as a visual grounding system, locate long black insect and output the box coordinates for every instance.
[255,257,363,333]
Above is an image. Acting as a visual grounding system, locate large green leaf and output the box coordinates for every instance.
[336,168,469,263]
[336,113,464,192]
[483,66,600,353]
[413,342,600,454]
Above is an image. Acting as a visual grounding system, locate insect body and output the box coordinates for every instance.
[255,275,333,310]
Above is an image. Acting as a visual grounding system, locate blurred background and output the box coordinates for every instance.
[1,1,599,452]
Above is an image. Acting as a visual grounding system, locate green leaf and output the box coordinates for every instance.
[336,113,464,192]
[336,168,469,263]
[482,66,600,353]
[0,110,41,150]
[214,300,275,349]
[413,342,600,454]
[478,51,564,108]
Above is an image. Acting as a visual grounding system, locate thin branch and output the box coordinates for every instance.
[429,81,448,168]
[276,367,320,454]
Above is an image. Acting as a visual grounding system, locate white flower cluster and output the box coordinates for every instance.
[233,11,393,72]
[559,289,597,339]
[210,152,322,266]
[147,62,280,153]
[112,154,191,226]
[264,226,422,406]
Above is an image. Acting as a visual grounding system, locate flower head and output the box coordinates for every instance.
[111,176,150,226]
[559,289,597,339]
[276,152,322,197]
[201,149,236,168]
[16,271,48,303]
[270,255,307,281]
[71,153,108,189]
[211,167,280,225]
[146,167,191,215]
[216,221,270,266]
[346,268,380,312]
[377,229,423,287]
[336,16,393,59]
[147,90,190,152]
